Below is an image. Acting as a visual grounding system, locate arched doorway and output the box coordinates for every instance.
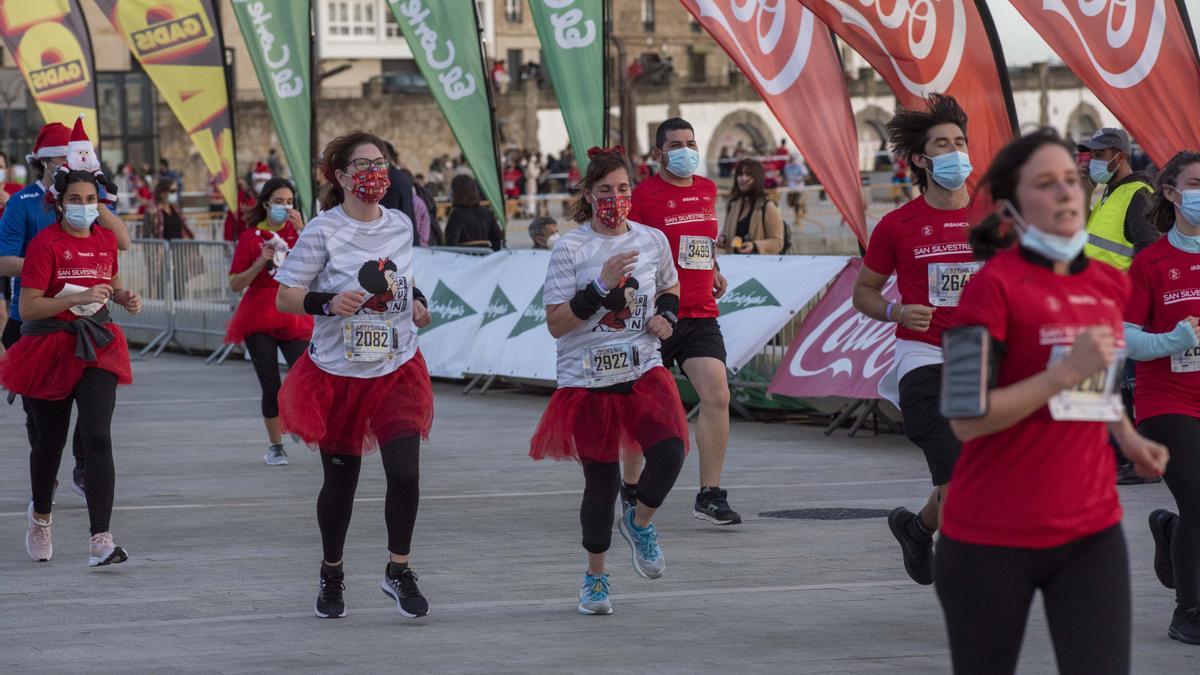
[1066,103,1103,145]
[706,109,774,175]
[855,105,891,171]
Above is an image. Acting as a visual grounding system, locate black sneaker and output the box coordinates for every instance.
[381,564,429,618]
[1169,606,1200,645]
[693,487,742,525]
[888,507,934,586]
[1149,509,1178,590]
[314,565,346,618]
[71,463,86,499]
[620,482,637,515]
[1117,463,1161,485]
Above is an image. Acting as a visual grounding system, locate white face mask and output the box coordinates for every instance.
[167,192,179,205]
[546,232,560,246]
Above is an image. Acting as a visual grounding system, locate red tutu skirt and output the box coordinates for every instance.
[530,366,690,464]
[279,350,434,456]
[226,285,313,344]
[0,325,132,401]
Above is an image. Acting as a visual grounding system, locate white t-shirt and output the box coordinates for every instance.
[544,221,679,388]
[275,205,418,378]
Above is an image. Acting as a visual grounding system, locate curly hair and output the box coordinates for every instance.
[1148,151,1200,234]
[319,130,387,211]
[887,93,969,193]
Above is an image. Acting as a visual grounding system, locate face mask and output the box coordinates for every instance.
[1168,226,1200,254]
[269,204,289,224]
[1176,189,1200,228]
[64,204,99,230]
[924,151,972,191]
[546,232,560,246]
[1089,158,1115,184]
[167,192,179,205]
[592,194,632,229]
[0,168,7,182]
[665,147,700,179]
[1002,199,1087,262]
[346,167,390,204]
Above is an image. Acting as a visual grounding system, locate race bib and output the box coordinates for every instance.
[1047,345,1124,422]
[678,235,714,270]
[1171,346,1200,373]
[927,262,981,307]
[342,319,396,362]
[583,343,639,387]
[58,283,103,317]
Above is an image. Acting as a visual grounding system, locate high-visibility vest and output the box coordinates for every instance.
[1084,180,1152,271]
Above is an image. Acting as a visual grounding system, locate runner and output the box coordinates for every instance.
[626,117,739,526]
[226,177,313,466]
[530,146,686,616]
[274,131,433,620]
[852,94,982,585]
[935,129,1168,674]
[0,169,141,565]
[1126,150,1200,643]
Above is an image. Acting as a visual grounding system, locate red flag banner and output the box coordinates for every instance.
[1009,0,1200,167]
[768,258,898,400]
[681,0,868,246]
[797,0,1018,194]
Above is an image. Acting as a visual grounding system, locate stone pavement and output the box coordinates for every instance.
[1,353,1196,674]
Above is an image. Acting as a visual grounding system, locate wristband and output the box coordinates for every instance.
[593,277,610,295]
[412,286,427,308]
[898,304,908,325]
[885,302,895,322]
[655,293,680,326]
[569,282,604,320]
[303,291,336,316]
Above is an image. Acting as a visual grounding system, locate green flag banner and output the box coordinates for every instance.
[387,0,504,225]
[231,0,313,216]
[527,0,605,170]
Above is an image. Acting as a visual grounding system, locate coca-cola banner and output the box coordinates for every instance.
[1009,0,1200,167]
[769,258,899,400]
[682,0,868,247]
[797,0,1018,193]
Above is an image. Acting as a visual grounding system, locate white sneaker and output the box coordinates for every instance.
[25,503,52,562]
[264,444,289,466]
[88,532,128,567]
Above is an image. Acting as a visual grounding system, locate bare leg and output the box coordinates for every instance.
[682,357,730,488]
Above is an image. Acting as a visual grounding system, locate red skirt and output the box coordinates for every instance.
[226,285,313,344]
[0,325,133,401]
[530,366,690,464]
[279,350,434,456]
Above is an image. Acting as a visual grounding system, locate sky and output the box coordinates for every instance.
[985,0,1200,66]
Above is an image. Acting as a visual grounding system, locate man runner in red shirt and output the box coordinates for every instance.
[624,118,739,526]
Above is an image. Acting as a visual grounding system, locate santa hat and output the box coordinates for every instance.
[252,162,271,183]
[26,122,71,163]
[68,115,88,151]
[65,114,101,173]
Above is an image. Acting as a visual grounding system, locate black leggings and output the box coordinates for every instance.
[317,435,420,563]
[580,438,685,554]
[935,525,1130,675]
[1140,414,1200,608]
[4,319,83,461]
[243,334,307,419]
[27,368,119,536]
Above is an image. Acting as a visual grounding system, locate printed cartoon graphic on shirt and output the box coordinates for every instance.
[356,258,408,314]
[595,276,647,332]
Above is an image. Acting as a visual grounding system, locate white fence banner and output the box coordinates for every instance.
[462,250,557,381]
[411,250,507,379]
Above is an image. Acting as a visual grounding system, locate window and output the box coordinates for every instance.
[690,16,701,33]
[688,48,706,83]
[326,1,377,37]
[505,0,522,23]
[384,10,403,39]
[642,0,655,32]
[96,71,156,173]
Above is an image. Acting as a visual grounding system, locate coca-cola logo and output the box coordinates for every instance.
[1041,0,1165,89]
[693,0,816,95]
[786,275,897,382]
[818,0,966,96]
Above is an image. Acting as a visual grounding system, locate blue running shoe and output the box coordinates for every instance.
[618,508,665,579]
[577,572,612,615]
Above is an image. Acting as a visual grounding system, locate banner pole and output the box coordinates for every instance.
[310,0,320,217]
[74,1,102,145]
[1178,0,1200,66]
[212,4,238,196]
[603,0,611,147]
[973,0,1020,135]
[473,1,506,238]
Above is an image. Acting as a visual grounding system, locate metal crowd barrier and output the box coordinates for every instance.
[116,239,173,357]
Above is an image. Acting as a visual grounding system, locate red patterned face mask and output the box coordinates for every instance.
[347,167,390,204]
[592,194,631,229]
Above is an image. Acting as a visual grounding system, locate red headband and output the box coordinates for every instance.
[587,145,626,160]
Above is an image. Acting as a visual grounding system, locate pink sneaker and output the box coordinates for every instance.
[88,532,128,567]
[25,503,52,562]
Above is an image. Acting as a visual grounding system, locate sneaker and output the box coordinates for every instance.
[620,483,637,516]
[1149,509,1178,590]
[618,507,666,580]
[1117,463,1162,485]
[888,507,934,586]
[314,565,346,618]
[88,532,128,567]
[264,444,289,466]
[577,571,613,615]
[381,564,429,618]
[693,487,742,525]
[1169,606,1200,645]
[71,464,87,499]
[25,503,52,562]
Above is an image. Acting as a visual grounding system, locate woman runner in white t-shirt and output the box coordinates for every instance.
[274,131,434,620]
[529,147,687,615]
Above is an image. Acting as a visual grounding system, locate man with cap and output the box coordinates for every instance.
[0,121,131,497]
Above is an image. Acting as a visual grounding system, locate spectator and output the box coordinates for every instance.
[492,59,511,95]
[147,178,193,240]
[0,152,24,216]
[412,173,442,245]
[445,174,502,251]
[158,158,182,192]
[528,216,558,250]
[717,146,733,178]
[266,148,282,178]
[720,158,784,255]
[251,162,272,195]
[503,163,522,200]
[223,178,257,242]
[379,141,416,224]
[112,164,135,215]
[784,153,810,222]
[891,156,912,204]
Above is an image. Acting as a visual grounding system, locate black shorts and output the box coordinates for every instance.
[0,276,9,303]
[660,317,726,370]
[898,364,961,486]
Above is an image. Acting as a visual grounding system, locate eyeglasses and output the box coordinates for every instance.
[346,158,389,172]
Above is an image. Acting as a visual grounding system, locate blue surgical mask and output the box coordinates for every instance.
[1089,158,1115,184]
[64,204,98,230]
[1168,226,1200,254]
[924,151,972,191]
[665,147,700,178]
[1001,198,1087,262]
[269,204,289,224]
[1177,189,1200,228]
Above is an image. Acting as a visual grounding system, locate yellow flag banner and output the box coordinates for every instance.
[94,0,236,208]
[0,1,99,142]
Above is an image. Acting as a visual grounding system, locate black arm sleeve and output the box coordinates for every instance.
[303,292,336,316]
[655,293,680,325]
[1125,190,1161,255]
[569,283,604,320]
[412,286,426,307]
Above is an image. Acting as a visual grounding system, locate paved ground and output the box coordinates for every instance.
[1,353,1196,674]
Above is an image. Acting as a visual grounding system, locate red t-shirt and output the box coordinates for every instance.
[863,195,983,347]
[628,173,719,318]
[1125,237,1200,423]
[21,224,118,322]
[229,224,301,290]
[942,248,1129,548]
